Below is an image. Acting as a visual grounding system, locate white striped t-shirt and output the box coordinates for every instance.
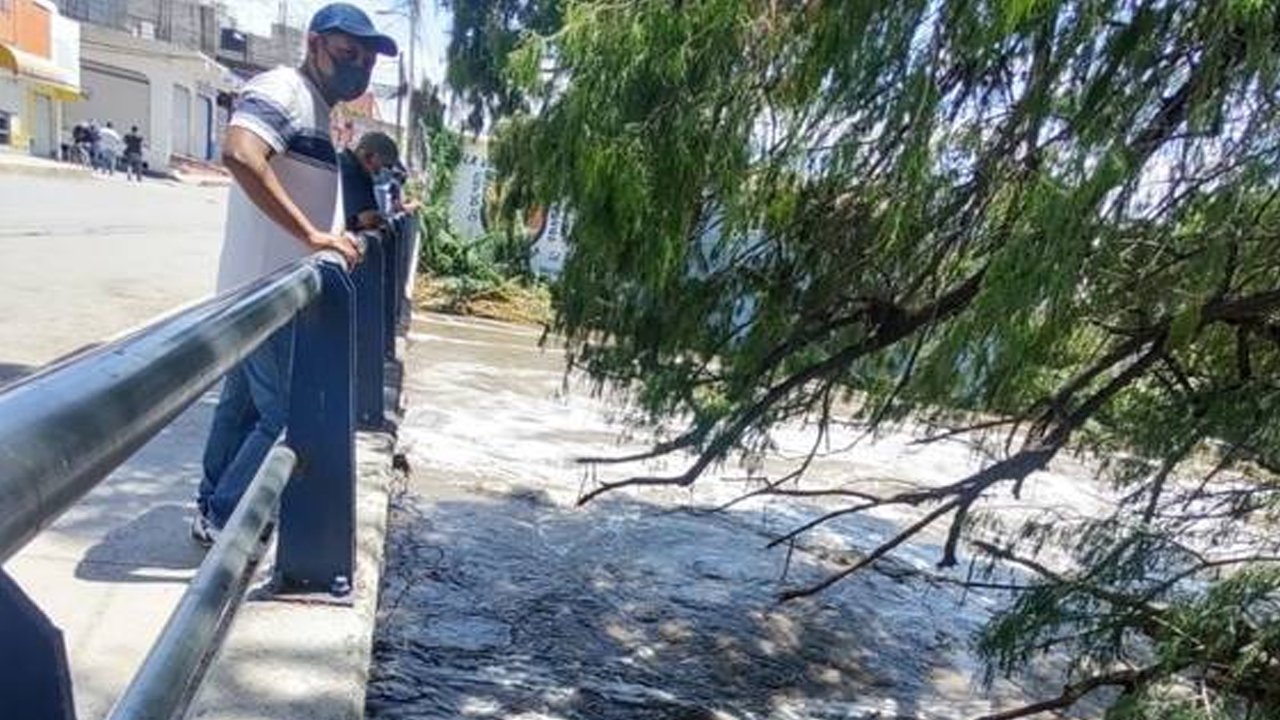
[216,67,344,292]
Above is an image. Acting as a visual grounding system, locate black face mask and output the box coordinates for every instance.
[320,47,372,102]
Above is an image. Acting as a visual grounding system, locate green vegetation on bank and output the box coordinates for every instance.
[413,124,549,325]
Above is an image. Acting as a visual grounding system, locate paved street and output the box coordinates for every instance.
[1,171,229,719]
[0,173,226,382]
[1,168,407,720]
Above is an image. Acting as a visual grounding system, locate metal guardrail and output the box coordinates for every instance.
[108,447,297,720]
[0,216,418,720]
[0,263,321,564]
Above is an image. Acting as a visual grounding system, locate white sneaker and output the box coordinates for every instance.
[190,512,219,548]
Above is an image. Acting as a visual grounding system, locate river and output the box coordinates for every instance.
[365,313,1103,720]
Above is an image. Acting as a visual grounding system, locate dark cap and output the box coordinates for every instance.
[309,3,398,56]
[355,131,400,164]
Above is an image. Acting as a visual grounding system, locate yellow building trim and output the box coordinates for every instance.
[31,80,78,101]
[7,113,25,149]
[0,40,80,98]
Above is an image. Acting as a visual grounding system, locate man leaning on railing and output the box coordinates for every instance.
[339,131,402,233]
[192,3,398,546]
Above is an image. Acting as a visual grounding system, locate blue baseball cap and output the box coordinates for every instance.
[309,3,398,56]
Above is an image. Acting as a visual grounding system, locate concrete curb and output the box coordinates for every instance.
[185,430,399,720]
[171,173,232,188]
[0,158,92,180]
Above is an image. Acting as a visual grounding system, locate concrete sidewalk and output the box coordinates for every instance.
[4,390,401,720]
[168,155,234,188]
[188,431,397,720]
[0,152,91,179]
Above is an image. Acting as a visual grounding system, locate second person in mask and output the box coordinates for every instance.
[192,3,397,546]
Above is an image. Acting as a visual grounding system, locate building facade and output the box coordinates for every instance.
[330,90,399,151]
[52,0,237,170]
[63,22,235,170]
[48,0,396,171]
[216,21,304,77]
[0,0,80,157]
[56,0,222,54]
[119,0,220,54]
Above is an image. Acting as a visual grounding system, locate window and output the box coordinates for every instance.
[0,111,10,146]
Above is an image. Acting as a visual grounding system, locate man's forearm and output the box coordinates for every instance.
[220,126,359,268]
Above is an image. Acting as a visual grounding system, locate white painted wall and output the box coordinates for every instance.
[66,64,150,140]
[195,93,214,160]
[70,25,235,170]
[0,77,22,123]
[171,82,191,156]
[50,13,80,90]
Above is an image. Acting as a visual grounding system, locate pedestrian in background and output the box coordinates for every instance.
[193,2,397,546]
[98,122,122,176]
[87,121,102,171]
[124,126,145,182]
[72,122,90,166]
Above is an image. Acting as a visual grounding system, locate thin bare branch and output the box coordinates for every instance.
[972,666,1160,720]
[579,268,989,506]
[911,416,1024,445]
[778,498,962,602]
[576,424,710,465]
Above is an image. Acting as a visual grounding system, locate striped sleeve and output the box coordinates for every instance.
[229,70,298,152]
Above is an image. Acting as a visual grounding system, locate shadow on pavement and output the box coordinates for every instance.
[40,392,217,580]
[74,504,206,583]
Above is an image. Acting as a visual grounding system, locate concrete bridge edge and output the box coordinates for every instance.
[185,428,400,720]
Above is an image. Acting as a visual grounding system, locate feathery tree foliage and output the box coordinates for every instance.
[442,0,562,130]
[493,0,1280,716]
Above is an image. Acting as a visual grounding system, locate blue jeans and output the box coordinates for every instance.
[100,149,117,175]
[198,324,295,527]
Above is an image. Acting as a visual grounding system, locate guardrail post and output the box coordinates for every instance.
[397,213,418,334]
[352,232,386,431]
[275,261,356,596]
[0,570,76,720]
[381,222,399,361]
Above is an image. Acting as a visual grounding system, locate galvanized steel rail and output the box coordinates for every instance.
[0,220,416,720]
[107,446,298,720]
[0,262,321,564]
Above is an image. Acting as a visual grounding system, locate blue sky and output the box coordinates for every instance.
[220,0,450,88]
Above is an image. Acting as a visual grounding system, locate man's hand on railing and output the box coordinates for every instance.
[306,229,363,270]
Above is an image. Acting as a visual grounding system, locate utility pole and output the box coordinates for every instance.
[378,1,420,167]
[279,0,292,66]
[395,53,407,154]
[405,0,418,170]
